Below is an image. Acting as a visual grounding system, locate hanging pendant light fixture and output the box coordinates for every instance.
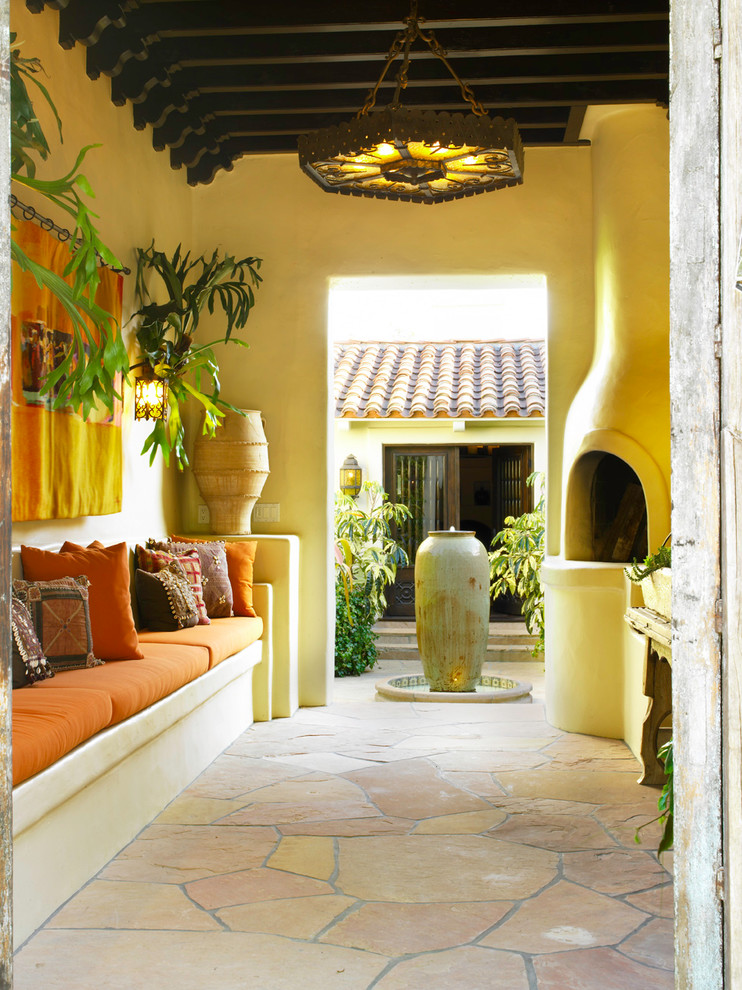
[297,1,524,204]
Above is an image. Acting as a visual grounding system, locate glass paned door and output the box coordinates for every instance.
[383,446,459,617]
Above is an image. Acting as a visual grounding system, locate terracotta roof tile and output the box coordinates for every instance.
[334,340,545,419]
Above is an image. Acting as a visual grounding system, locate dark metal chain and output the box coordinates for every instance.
[356,0,488,119]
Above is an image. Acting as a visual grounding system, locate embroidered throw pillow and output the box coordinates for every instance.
[137,544,210,625]
[22,542,143,661]
[135,561,199,631]
[170,537,257,617]
[162,540,234,618]
[13,576,103,672]
[11,595,55,687]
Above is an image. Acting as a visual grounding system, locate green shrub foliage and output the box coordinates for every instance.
[489,472,545,654]
[334,482,411,677]
[334,584,379,677]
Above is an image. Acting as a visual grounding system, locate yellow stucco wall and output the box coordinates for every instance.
[333,418,546,497]
[563,104,671,555]
[11,1,192,549]
[12,5,598,706]
[185,152,594,703]
[544,105,670,749]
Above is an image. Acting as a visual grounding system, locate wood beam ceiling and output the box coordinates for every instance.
[26,0,670,185]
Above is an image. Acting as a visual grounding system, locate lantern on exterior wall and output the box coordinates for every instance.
[340,454,363,499]
[134,372,168,421]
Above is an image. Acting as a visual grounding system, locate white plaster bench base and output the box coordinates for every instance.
[13,639,262,948]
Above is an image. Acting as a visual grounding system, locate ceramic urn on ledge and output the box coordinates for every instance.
[192,408,269,534]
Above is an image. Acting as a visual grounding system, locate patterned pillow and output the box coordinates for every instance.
[13,576,103,672]
[135,562,199,631]
[11,595,55,687]
[137,544,209,625]
[158,540,233,618]
[170,537,257,617]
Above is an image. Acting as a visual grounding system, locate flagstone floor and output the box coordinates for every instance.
[14,661,674,989]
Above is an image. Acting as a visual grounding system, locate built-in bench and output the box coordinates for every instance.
[10,534,300,947]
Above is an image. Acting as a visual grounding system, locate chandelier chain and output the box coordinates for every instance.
[357,1,488,119]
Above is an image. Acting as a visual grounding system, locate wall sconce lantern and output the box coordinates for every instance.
[340,454,363,499]
[134,372,168,421]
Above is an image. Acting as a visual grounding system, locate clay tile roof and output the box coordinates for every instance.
[334,340,545,419]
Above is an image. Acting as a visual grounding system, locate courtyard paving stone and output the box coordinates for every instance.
[14,660,674,990]
[479,879,647,953]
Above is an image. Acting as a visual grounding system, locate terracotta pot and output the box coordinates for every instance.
[414,530,490,692]
[192,409,269,534]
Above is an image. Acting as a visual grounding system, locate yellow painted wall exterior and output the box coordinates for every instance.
[563,104,671,555]
[11,1,193,550]
[186,151,594,704]
[544,105,670,750]
[13,5,600,707]
[333,418,546,497]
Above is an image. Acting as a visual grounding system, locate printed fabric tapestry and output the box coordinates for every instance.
[11,219,123,520]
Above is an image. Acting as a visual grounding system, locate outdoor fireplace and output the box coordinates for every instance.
[565,451,648,563]
[542,105,671,748]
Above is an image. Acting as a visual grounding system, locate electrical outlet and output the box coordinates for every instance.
[253,503,280,523]
[197,504,210,525]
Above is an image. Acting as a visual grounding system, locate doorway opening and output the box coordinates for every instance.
[382,442,533,618]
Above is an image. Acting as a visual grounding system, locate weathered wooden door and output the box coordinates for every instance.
[383,446,459,617]
[494,445,533,532]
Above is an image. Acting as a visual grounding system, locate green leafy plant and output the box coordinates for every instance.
[334,481,411,676]
[132,242,262,468]
[10,35,128,418]
[625,535,672,583]
[635,739,674,855]
[334,584,380,678]
[489,472,545,654]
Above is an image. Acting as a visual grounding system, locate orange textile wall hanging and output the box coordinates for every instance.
[11,220,123,521]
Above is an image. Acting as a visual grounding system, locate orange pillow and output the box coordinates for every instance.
[171,537,257,617]
[21,542,143,661]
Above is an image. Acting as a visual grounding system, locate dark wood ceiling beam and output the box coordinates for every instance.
[186,147,236,187]
[152,106,215,150]
[169,126,229,169]
[134,0,668,35]
[85,24,160,78]
[110,56,183,104]
[139,79,667,147]
[132,84,200,128]
[110,47,668,107]
[204,80,668,111]
[57,0,134,50]
[158,23,668,64]
[162,13,668,37]
[117,49,668,92]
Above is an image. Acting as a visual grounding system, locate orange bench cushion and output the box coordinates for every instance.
[138,616,262,669]
[31,643,210,724]
[12,687,113,787]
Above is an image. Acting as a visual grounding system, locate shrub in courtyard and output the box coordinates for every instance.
[334,482,411,676]
[489,472,545,655]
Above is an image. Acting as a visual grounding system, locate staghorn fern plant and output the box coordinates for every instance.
[132,242,262,468]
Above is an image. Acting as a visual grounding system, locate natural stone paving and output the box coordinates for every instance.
[14,661,674,989]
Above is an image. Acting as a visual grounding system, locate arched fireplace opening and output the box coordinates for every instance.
[566,451,648,562]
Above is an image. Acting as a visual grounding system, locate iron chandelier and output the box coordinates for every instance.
[297,1,524,205]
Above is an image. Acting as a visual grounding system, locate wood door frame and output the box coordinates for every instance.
[383,445,460,617]
[1,4,12,983]
[719,0,742,979]
[670,0,731,985]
